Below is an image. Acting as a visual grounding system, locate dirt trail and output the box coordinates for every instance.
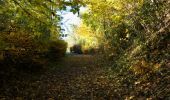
[0,55,114,99]
[42,55,107,99]
[2,55,168,99]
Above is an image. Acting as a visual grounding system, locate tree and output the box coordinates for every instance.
[81,0,170,72]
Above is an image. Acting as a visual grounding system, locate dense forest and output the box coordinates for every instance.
[0,0,170,99]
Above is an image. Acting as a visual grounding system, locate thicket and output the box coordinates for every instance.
[0,0,70,71]
[70,44,83,54]
[70,44,97,54]
[80,0,170,98]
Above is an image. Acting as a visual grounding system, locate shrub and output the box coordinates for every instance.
[46,40,68,60]
[1,33,46,72]
[70,44,83,54]
[82,48,96,54]
[0,32,68,72]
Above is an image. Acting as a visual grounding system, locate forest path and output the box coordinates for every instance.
[42,54,110,99]
[1,55,117,99]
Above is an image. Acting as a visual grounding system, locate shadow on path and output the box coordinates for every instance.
[0,54,111,99]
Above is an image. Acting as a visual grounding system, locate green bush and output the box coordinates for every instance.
[1,33,46,72]
[46,40,68,60]
[70,44,83,54]
[1,33,68,71]
[83,48,96,54]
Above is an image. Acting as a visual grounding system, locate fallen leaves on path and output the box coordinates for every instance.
[0,55,169,99]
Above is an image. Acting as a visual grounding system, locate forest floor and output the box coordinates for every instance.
[0,54,169,100]
[0,55,117,99]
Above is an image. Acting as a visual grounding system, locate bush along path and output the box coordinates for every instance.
[0,54,170,99]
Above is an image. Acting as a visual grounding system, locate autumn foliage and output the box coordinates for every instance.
[0,0,169,99]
